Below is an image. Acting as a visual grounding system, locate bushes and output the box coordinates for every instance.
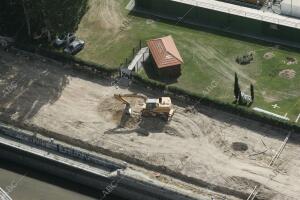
[0,0,89,39]
[15,43,119,75]
[132,73,166,90]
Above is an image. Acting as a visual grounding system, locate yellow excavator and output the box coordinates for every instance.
[114,94,174,121]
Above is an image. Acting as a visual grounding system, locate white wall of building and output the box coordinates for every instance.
[281,0,300,19]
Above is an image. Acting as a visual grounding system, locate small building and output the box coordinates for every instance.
[147,35,183,79]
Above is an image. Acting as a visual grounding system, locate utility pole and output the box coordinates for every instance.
[22,0,31,37]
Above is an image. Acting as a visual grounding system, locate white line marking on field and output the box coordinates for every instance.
[272,104,280,109]
[295,113,300,123]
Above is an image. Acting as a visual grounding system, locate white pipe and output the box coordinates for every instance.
[253,107,290,121]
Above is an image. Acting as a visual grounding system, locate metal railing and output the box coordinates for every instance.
[172,0,300,29]
[121,40,147,68]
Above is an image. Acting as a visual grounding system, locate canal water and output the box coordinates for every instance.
[0,159,126,200]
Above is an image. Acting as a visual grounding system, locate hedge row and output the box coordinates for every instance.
[132,73,166,90]
[14,43,119,75]
[132,73,300,133]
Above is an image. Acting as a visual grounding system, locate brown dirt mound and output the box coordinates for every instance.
[98,96,146,128]
[279,69,296,79]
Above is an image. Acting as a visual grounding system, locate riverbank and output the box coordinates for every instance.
[0,159,114,200]
[0,122,203,200]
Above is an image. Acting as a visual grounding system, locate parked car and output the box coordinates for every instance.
[53,33,76,48]
[64,39,85,55]
[0,36,14,49]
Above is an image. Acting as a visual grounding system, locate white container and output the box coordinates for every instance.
[281,0,300,19]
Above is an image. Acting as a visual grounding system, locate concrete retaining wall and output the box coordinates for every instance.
[0,123,124,172]
[0,123,200,200]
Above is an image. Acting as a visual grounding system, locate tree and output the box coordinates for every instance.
[250,84,254,102]
[0,0,24,36]
[0,0,89,39]
[234,72,241,102]
[22,0,31,37]
[238,89,243,105]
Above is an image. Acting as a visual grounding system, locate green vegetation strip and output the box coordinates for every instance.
[15,44,119,75]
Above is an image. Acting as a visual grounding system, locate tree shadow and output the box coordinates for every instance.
[0,0,25,36]
[38,0,89,34]
[104,116,168,137]
[0,0,89,38]
[0,49,69,122]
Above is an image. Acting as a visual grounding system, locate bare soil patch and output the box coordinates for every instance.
[81,0,123,31]
[1,49,300,200]
[279,69,296,79]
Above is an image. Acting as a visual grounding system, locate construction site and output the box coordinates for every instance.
[1,47,300,200]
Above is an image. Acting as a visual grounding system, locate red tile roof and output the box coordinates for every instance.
[147,35,183,69]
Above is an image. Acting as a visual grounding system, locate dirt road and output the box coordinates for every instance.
[1,49,299,200]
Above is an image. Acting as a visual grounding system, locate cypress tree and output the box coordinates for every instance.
[250,84,254,102]
[234,73,240,101]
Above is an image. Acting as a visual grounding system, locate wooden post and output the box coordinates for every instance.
[139,40,142,50]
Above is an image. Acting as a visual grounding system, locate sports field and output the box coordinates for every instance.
[76,0,300,121]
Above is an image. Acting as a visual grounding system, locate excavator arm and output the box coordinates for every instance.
[114,94,130,106]
[114,94,132,115]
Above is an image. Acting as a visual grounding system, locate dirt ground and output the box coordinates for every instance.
[1,49,300,200]
[82,0,123,31]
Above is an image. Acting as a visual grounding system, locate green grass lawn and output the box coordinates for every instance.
[76,0,300,121]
